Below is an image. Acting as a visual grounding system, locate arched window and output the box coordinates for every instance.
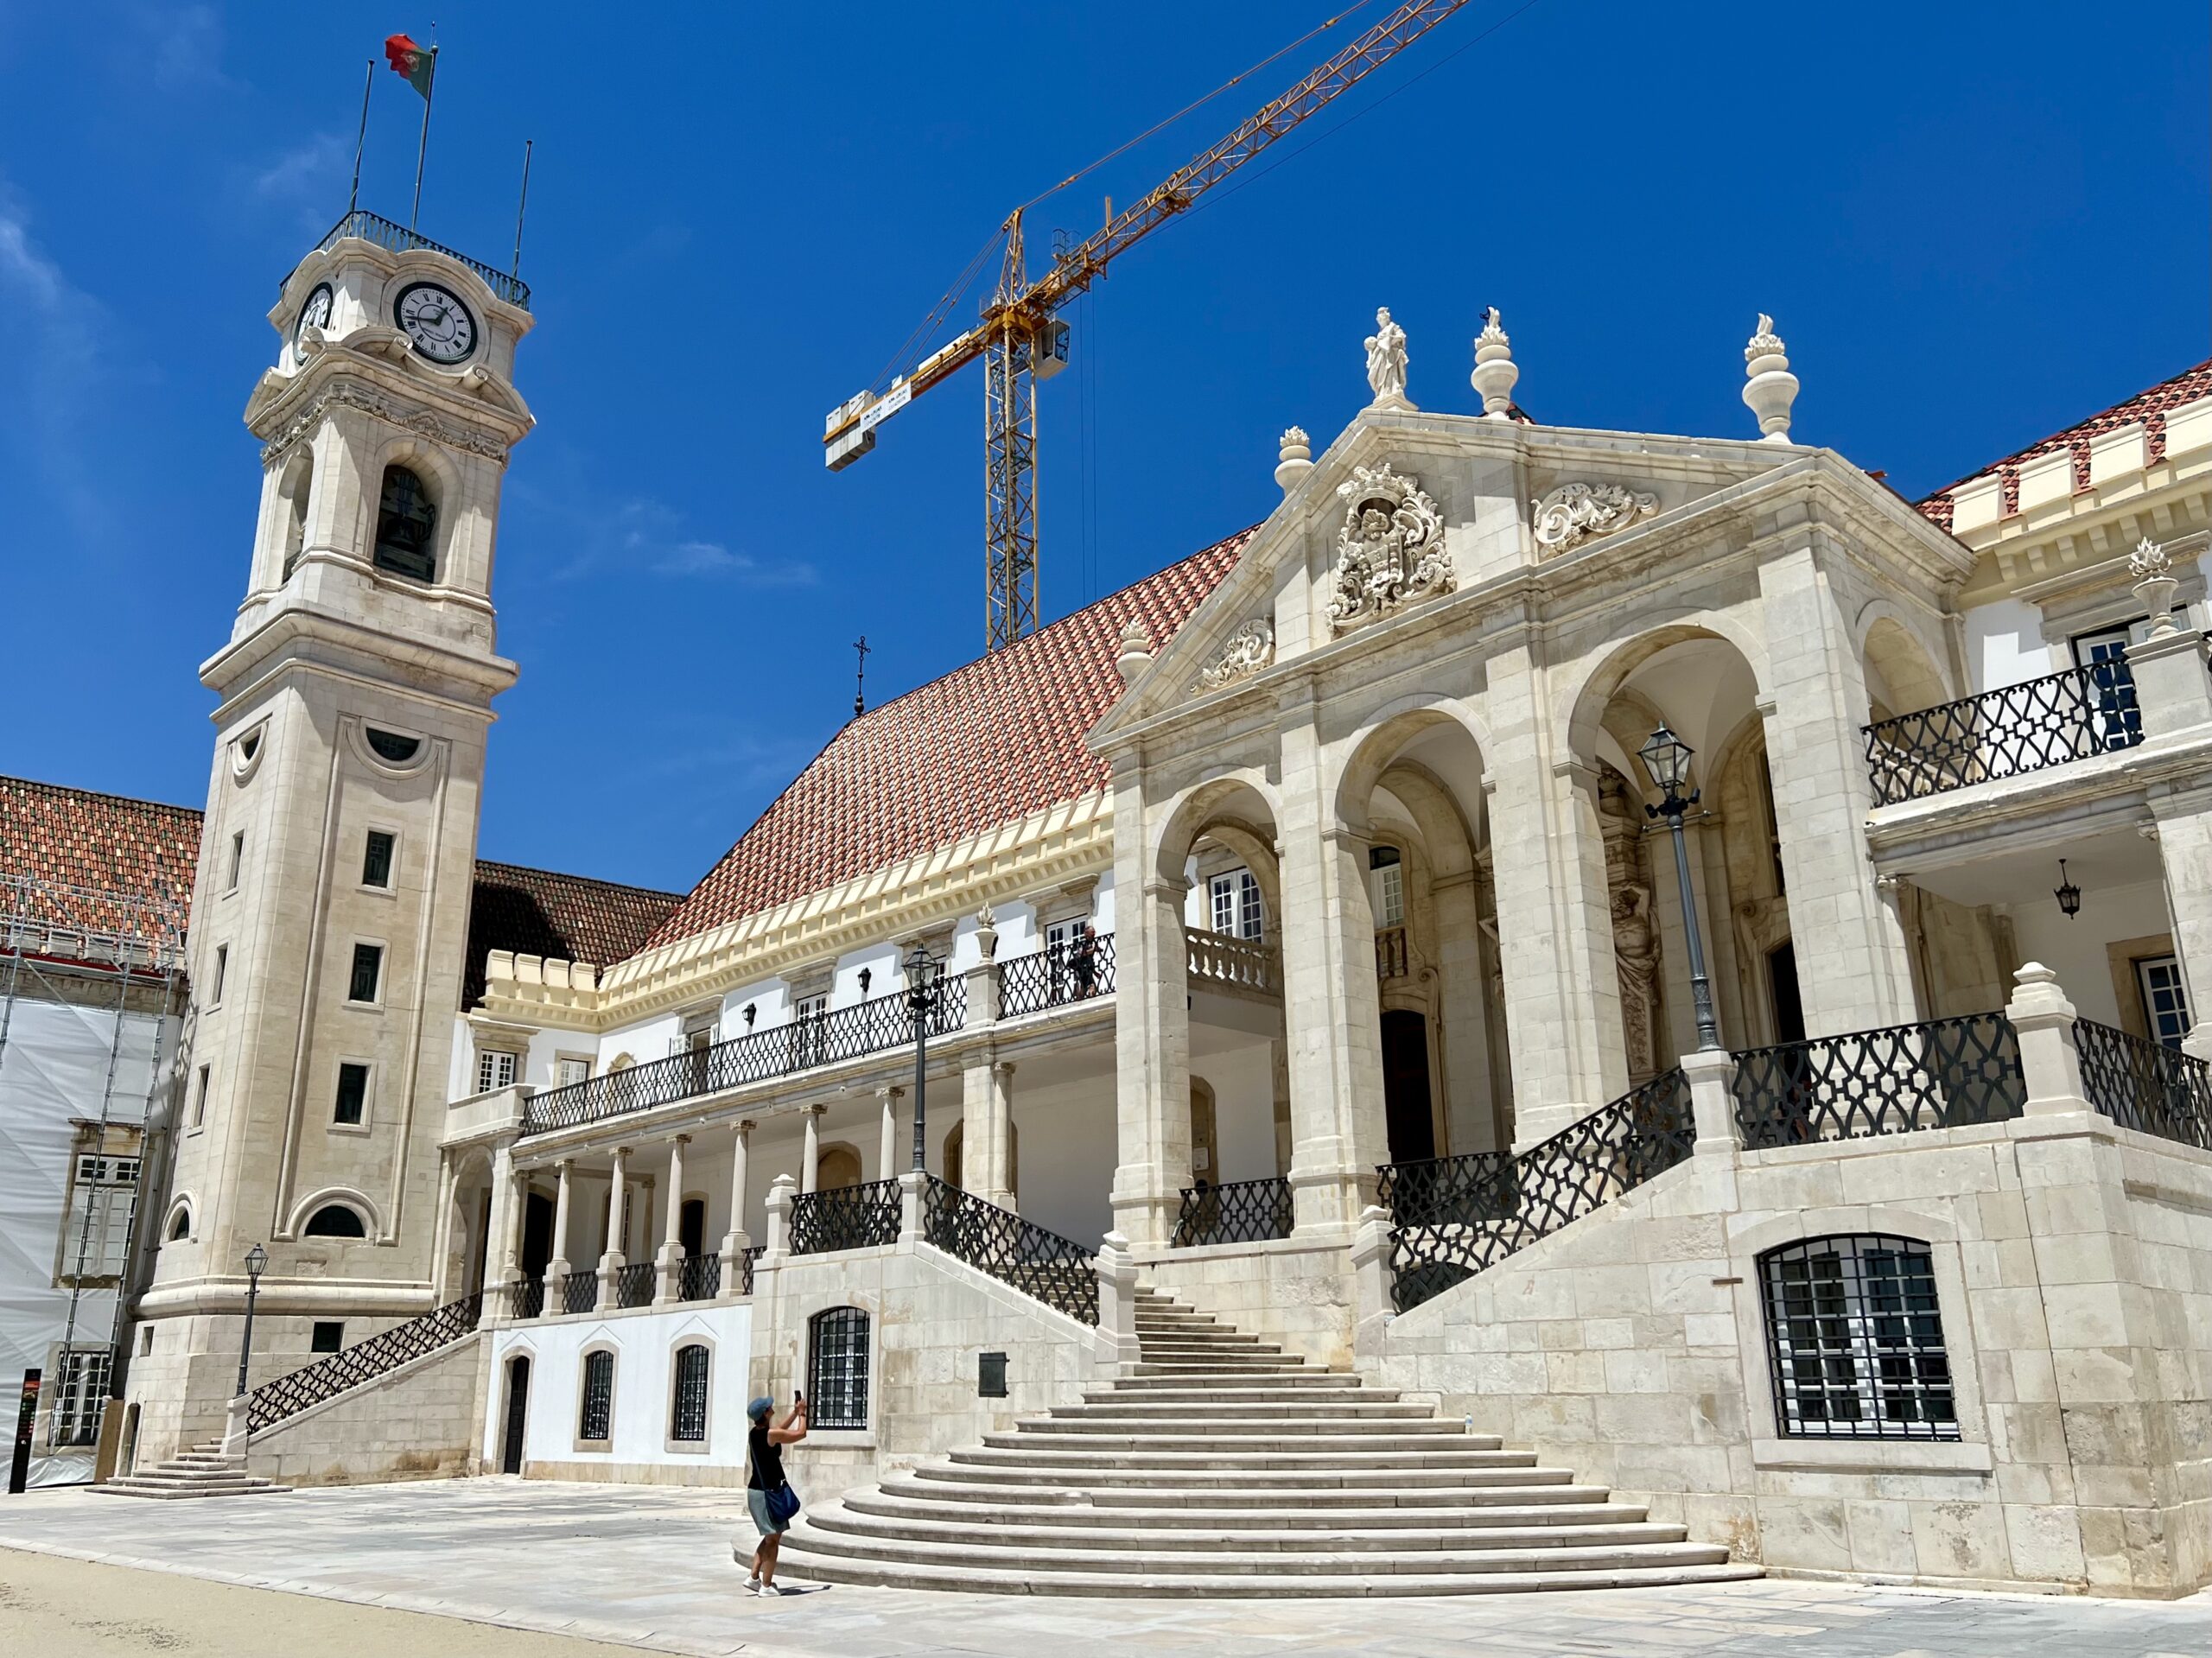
[372,465,438,581]
[1759,1235,1957,1440]
[578,1349,614,1443]
[808,1306,870,1429]
[302,1203,367,1239]
[166,1204,192,1242]
[281,455,314,581]
[670,1344,710,1443]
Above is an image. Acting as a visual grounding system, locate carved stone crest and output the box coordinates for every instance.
[1326,463,1452,633]
[1530,482,1659,553]
[1196,618,1274,692]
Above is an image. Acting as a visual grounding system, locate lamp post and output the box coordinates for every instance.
[905,941,938,1172]
[235,1242,269,1399]
[1640,723,1722,1051]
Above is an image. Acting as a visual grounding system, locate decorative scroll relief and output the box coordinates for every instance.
[1530,482,1659,554]
[259,381,512,467]
[1326,463,1452,633]
[1196,618,1274,692]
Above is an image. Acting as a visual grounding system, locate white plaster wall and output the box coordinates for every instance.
[1005,1071,1118,1247]
[1964,595,2060,693]
[834,943,902,1006]
[2006,878,2171,1027]
[599,1009,680,1070]
[1092,868,1116,936]
[719,976,790,1041]
[1194,1039,1276,1188]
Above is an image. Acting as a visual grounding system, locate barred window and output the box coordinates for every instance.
[671,1344,710,1443]
[1760,1235,1958,1440]
[808,1306,870,1430]
[50,1348,111,1447]
[579,1350,613,1442]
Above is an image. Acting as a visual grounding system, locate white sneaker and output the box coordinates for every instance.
[751,1579,775,1597]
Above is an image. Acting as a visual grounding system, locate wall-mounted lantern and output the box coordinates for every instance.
[742,1002,757,1027]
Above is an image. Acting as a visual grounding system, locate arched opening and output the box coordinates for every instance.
[678,1197,707,1259]
[816,1144,863,1191]
[521,1190,555,1282]
[372,464,438,581]
[942,1122,1019,1197]
[165,1204,192,1242]
[279,453,314,581]
[303,1203,367,1238]
[1861,615,1950,726]
[500,1355,531,1473]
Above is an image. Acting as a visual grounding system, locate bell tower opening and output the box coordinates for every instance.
[372,464,439,581]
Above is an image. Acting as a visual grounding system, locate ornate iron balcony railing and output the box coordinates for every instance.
[677,1252,721,1301]
[292,209,532,310]
[510,1278,545,1321]
[1000,933,1116,1017]
[2074,1019,2212,1151]
[560,1267,599,1315]
[1172,1176,1295,1248]
[522,980,966,1137]
[790,1178,903,1255]
[613,1261,656,1309]
[1732,1013,2024,1149]
[736,1243,763,1296]
[1378,1069,1693,1313]
[1186,926,1281,995]
[922,1176,1098,1324]
[1862,663,2140,805]
[245,1292,482,1433]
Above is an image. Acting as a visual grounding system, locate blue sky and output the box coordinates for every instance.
[3,2,2205,895]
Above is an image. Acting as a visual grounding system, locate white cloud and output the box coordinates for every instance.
[137,4,234,92]
[0,185,112,541]
[253,134,347,202]
[520,489,815,587]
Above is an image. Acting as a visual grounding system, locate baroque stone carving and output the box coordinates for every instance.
[1196,618,1274,692]
[259,381,512,468]
[1530,482,1660,553]
[1326,463,1452,633]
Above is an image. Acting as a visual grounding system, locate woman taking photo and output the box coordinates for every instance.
[743,1390,808,1595]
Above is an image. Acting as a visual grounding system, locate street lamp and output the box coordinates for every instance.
[905,941,939,1172]
[1639,723,1722,1051]
[235,1242,269,1399]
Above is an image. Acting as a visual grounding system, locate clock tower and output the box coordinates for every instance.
[125,215,534,1459]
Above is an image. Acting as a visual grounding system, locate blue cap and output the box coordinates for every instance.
[747,1395,774,1422]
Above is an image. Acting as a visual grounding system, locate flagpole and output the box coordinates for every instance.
[512,139,533,276]
[409,47,438,230]
[347,60,373,217]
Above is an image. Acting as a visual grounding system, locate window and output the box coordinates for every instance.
[362,829,395,889]
[372,465,438,581]
[1760,1235,1957,1440]
[60,1153,140,1281]
[311,1321,345,1354]
[808,1306,870,1430]
[671,1344,710,1443]
[791,994,829,1068]
[2072,623,2144,749]
[50,1348,111,1448]
[1369,846,1405,929]
[476,1049,518,1094]
[365,728,421,764]
[212,943,228,1005]
[304,1204,367,1238]
[579,1350,613,1442]
[2136,955,2191,1049]
[554,1057,590,1088]
[334,1062,369,1126]
[1208,869,1263,941]
[227,832,245,892]
[191,1064,210,1128]
[166,1204,191,1242]
[348,943,383,1003]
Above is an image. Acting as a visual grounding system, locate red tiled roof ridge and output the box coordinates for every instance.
[639,525,1261,956]
[471,856,683,908]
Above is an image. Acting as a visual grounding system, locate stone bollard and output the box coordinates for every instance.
[764,1173,795,1261]
[220,1394,251,1458]
[1349,1204,1396,1367]
[898,1169,926,1246]
[1681,1047,1744,1157]
[1093,1231,1140,1375]
[2005,962,2094,1117]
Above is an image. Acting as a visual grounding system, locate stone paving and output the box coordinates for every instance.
[0,1480,2202,1658]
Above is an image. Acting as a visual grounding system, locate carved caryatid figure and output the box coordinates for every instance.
[1611,881,1662,1083]
[1365,307,1410,408]
[1326,463,1452,633]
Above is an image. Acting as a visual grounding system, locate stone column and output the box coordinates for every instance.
[1428,867,1496,1153]
[984,1062,1017,1208]
[485,1140,518,1320]
[875,1087,902,1180]
[542,1158,573,1308]
[654,1134,689,1305]
[1756,534,1918,1035]
[799,1104,823,1194]
[430,1157,458,1299]
[595,1147,628,1312]
[1108,764,1193,1246]
[720,1120,753,1295]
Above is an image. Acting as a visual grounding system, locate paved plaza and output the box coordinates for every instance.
[0,1481,2203,1657]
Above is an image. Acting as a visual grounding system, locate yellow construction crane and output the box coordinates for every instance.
[823,2,1472,651]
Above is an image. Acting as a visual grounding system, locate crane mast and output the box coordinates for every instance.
[824,2,1471,651]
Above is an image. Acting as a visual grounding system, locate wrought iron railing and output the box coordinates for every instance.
[1186,926,1281,995]
[2075,1020,2212,1151]
[790,1178,903,1255]
[1379,1070,1694,1313]
[1172,1176,1295,1248]
[293,209,532,310]
[677,1252,721,1301]
[1863,663,2140,805]
[614,1261,656,1309]
[1376,925,1410,980]
[736,1243,763,1296]
[523,981,966,1136]
[921,1176,1098,1324]
[1732,1013,2024,1149]
[561,1267,599,1315]
[245,1292,482,1433]
[510,1278,545,1321]
[1000,933,1117,1017]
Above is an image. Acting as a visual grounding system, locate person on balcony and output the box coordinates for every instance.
[741,1391,808,1595]
[1071,922,1098,999]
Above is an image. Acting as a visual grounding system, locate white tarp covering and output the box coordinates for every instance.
[0,990,163,1490]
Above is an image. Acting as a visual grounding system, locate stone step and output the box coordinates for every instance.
[849,1487,1655,1531]
[1047,1400,1432,1422]
[1011,1415,1485,1439]
[979,1430,1527,1457]
[914,1459,1580,1493]
[1109,1370,1351,1390]
[1078,1385,1384,1406]
[1130,1361,1310,1375]
[956,1445,1544,1474]
[880,1473,1619,1511]
[97,1473,292,1499]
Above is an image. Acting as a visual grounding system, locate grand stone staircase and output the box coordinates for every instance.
[94,1442,290,1500]
[780,1288,1758,1596]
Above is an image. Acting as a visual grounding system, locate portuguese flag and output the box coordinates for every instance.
[384,34,436,98]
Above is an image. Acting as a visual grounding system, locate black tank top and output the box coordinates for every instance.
[748,1421,785,1490]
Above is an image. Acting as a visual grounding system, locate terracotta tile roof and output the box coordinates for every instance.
[1916,358,2212,530]
[644,528,1256,952]
[463,861,683,1007]
[0,775,200,944]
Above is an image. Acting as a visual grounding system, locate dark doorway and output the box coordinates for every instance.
[1380,1008,1437,1164]
[1768,942,1806,1045]
[679,1198,706,1260]
[469,1191,492,1295]
[500,1356,530,1475]
[521,1192,555,1281]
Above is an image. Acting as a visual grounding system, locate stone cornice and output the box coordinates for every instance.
[1955,466,2212,606]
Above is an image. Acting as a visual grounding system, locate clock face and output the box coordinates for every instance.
[295,283,333,346]
[392,282,478,365]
